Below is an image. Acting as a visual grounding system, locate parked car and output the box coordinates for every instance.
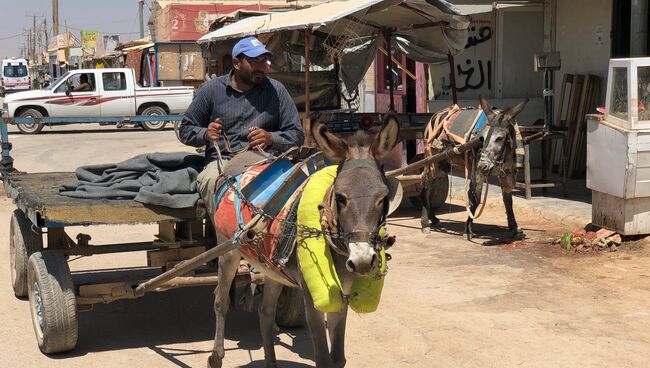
[1,58,31,97]
[2,68,193,134]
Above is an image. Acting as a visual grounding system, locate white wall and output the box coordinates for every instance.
[556,0,612,104]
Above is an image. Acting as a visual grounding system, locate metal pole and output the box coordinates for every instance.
[544,69,554,130]
[448,52,458,105]
[139,0,145,38]
[305,28,312,118]
[384,29,395,111]
[304,28,312,145]
[0,119,14,173]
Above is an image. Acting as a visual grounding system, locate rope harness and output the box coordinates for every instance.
[217,155,394,282]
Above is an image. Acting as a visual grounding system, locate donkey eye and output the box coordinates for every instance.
[335,194,347,207]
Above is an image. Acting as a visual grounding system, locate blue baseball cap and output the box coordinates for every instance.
[232,36,273,58]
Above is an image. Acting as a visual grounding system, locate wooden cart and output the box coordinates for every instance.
[3,170,304,354]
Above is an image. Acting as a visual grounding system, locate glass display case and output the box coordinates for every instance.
[606,57,650,129]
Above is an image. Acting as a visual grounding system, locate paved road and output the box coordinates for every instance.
[1,129,650,368]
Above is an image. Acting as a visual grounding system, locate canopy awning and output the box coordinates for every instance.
[198,0,472,63]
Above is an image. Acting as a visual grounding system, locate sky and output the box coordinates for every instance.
[0,0,153,60]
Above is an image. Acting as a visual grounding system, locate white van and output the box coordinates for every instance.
[1,58,31,97]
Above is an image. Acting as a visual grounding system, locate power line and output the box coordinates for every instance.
[62,24,141,35]
[0,32,28,41]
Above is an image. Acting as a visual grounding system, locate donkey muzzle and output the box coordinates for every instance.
[477,159,493,176]
[346,242,378,275]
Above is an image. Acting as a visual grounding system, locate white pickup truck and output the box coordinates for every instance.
[2,68,193,134]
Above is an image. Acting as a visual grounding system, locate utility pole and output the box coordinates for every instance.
[43,19,48,53]
[27,32,31,61]
[52,0,59,36]
[139,0,145,38]
[32,15,37,64]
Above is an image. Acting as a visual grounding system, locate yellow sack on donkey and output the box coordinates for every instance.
[297,165,388,313]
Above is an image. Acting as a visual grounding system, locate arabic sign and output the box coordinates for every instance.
[430,15,494,99]
[80,30,99,49]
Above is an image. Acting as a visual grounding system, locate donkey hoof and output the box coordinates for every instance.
[512,229,525,240]
[207,354,223,368]
[421,227,431,234]
[465,232,473,241]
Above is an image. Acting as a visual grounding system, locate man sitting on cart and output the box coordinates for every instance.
[178,36,304,269]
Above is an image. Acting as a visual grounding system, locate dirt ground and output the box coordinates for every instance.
[1,126,650,367]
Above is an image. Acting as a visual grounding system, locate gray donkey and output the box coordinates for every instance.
[208,114,400,368]
[420,96,528,240]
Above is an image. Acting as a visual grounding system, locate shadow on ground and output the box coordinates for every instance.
[46,286,311,363]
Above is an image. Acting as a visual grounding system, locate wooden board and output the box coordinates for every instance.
[4,172,206,227]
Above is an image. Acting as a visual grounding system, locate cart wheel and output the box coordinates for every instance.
[275,286,305,328]
[10,210,43,297]
[27,251,78,354]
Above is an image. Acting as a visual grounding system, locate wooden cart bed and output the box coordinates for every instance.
[3,172,206,227]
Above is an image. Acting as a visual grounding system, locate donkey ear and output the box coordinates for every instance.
[371,113,400,161]
[311,121,348,163]
[479,95,494,118]
[505,98,529,121]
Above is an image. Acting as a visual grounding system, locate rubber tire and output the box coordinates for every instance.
[139,105,168,131]
[10,210,43,297]
[275,286,306,328]
[17,108,45,134]
[27,251,78,354]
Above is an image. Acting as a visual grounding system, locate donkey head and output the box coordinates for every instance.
[311,114,400,275]
[476,96,528,177]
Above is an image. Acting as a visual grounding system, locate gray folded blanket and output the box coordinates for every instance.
[59,152,205,208]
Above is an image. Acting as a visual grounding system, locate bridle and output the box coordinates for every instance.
[318,159,394,258]
[478,116,516,178]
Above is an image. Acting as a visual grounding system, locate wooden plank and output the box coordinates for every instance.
[568,74,593,177]
[549,73,570,171]
[4,172,206,226]
[561,74,585,175]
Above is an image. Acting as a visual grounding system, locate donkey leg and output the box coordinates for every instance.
[327,308,349,368]
[208,250,240,368]
[421,205,431,233]
[300,281,334,368]
[258,280,284,368]
[502,189,523,238]
[420,183,440,233]
[465,182,481,241]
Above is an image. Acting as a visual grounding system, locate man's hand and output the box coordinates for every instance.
[204,118,223,142]
[248,127,272,149]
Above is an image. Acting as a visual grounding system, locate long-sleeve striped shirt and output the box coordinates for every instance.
[179,72,304,165]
